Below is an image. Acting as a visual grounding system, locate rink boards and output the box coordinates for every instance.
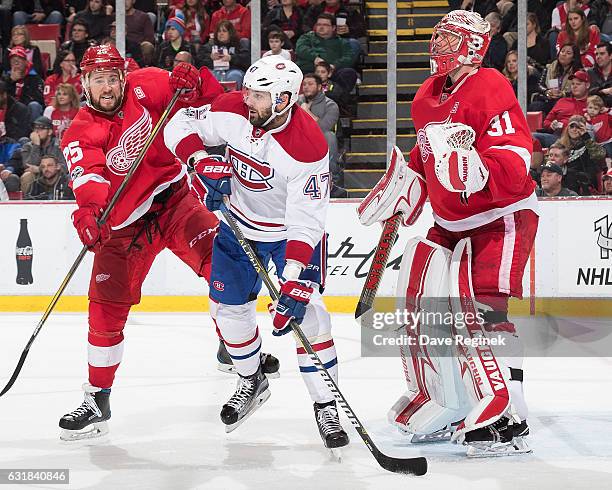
[1,198,611,315]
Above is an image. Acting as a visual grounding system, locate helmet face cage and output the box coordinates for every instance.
[242,56,303,127]
[429,10,491,77]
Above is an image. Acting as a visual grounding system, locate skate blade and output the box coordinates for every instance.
[264,371,280,379]
[329,448,342,462]
[408,430,453,443]
[60,421,109,442]
[224,389,271,433]
[217,362,236,374]
[466,437,532,458]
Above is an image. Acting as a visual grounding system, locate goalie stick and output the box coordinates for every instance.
[0,90,183,398]
[354,213,402,320]
[219,200,427,476]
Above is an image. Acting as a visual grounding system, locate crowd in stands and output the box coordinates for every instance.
[0,0,364,199]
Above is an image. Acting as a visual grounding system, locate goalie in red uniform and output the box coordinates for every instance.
[56,45,225,441]
[358,10,538,457]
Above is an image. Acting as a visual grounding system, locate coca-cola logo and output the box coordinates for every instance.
[16,246,33,256]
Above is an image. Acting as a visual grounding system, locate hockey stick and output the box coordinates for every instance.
[0,90,183,398]
[219,201,427,476]
[354,213,402,320]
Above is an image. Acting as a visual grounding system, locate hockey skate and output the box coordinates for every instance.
[220,366,270,433]
[216,340,280,379]
[59,383,111,442]
[463,417,532,458]
[314,400,349,461]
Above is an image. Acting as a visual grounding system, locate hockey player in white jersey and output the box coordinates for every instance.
[164,56,348,452]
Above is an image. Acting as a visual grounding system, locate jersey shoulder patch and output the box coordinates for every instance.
[273,107,328,163]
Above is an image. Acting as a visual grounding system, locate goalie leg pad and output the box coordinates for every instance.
[358,146,427,227]
[389,237,470,435]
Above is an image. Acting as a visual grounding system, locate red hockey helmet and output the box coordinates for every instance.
[80,44,126,113]
[429,10,491,77]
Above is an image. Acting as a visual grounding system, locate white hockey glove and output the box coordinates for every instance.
[425,122,489,197]
[358,146,427,227]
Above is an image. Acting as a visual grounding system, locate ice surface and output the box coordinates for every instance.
[1,313,611,490]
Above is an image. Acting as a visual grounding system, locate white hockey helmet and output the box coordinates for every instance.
[242,55,303,126]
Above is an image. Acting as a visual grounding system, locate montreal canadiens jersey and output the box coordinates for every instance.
[62,67,223,229]
[164,91,330,267]
[409,67,537,232]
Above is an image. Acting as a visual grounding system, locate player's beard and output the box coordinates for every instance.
[93,91,122,114]
[249,106,273,128]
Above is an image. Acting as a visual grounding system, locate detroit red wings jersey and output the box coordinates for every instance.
[61,67,223,229]
[165,91,330,267]
[409,68,537,232]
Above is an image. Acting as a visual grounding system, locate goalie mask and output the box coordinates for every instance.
[429,10,491,77]
[80,44,126,114]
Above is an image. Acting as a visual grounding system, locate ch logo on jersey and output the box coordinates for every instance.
[106,106,152,175]
[227,146,274,192]
[417,116,452,163]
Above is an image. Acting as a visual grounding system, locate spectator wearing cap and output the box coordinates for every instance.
[12,0,64,27]
[20,115,66,195]
[210,0,252,41]
[3,25,44,77]
[296,12,358,93]
[73,0,114,43]
[557,114,607,194]
[534,70,590,148]
[602,168,612,195]
[61,19,98,66]
[125,0,156,46]
[155,12,196,71]
[536,162,579,197]
[26,154,74,200]
[3,46,44,121]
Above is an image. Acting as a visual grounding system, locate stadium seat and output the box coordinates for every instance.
[26,24,61,47]
[8,191,23,200]
[527,111,543,133]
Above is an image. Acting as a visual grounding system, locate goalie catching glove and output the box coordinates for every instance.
[424,122,489,197]
[358,146,427,227]
[190,153,232,212]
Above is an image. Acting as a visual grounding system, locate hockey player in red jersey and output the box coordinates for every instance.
[57,45,225,441]
[358,10,538,457]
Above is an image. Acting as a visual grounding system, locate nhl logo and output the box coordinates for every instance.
[594,215,612,259]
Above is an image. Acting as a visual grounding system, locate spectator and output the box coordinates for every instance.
[558,114,606,194]
[196,20,250,88]
[552,0,590,31]
[602,168,612,194]
[175,0,211,48]
[584,94,612,156]
[134,0,157,28]
[26,154,74,200]
[73,0,113,43]
[20,115,66,195]
[297,72,343,188]
[303,0,366,60]
[173,50,193,67]
[125,0,155,46]
[12,0,64,26]
[296,13,358,92]
[107,21,144,68]
[140,41,156,67]
[503,50,541,102]
[534,69,590,148]
[556,8,600,68]
[483,12,507,71]
[263,0,304,48]
[314,60,350,112]
[2,25,44,77]
[61,19,98,66]
[588,0,612,43]
[587,42,612,106]
[43,50,83,106]
[530,136,545,184]
[530,43,582,114]
[262,30,292,59]
[511,12,550,67]
[536,161,580,196]
[4,46,44,120]
[43,83,80,140]
[0,4,11,51]
[499,0,548,48]
[155,12,196,71]
[210,0,252,40]
[0,79,32,140]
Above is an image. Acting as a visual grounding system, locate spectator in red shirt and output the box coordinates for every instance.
[534,70,590,147]
[3,25,44,78]
[556,8,600,68]
[210,0,251,40]
[43,83,80,141]
[602,168,612,195]
[585,94,612,156]
[43,50,83,107]
[173,0,211,48]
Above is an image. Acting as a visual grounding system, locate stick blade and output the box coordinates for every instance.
[354,300,372,320]
[376,452,428,476]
